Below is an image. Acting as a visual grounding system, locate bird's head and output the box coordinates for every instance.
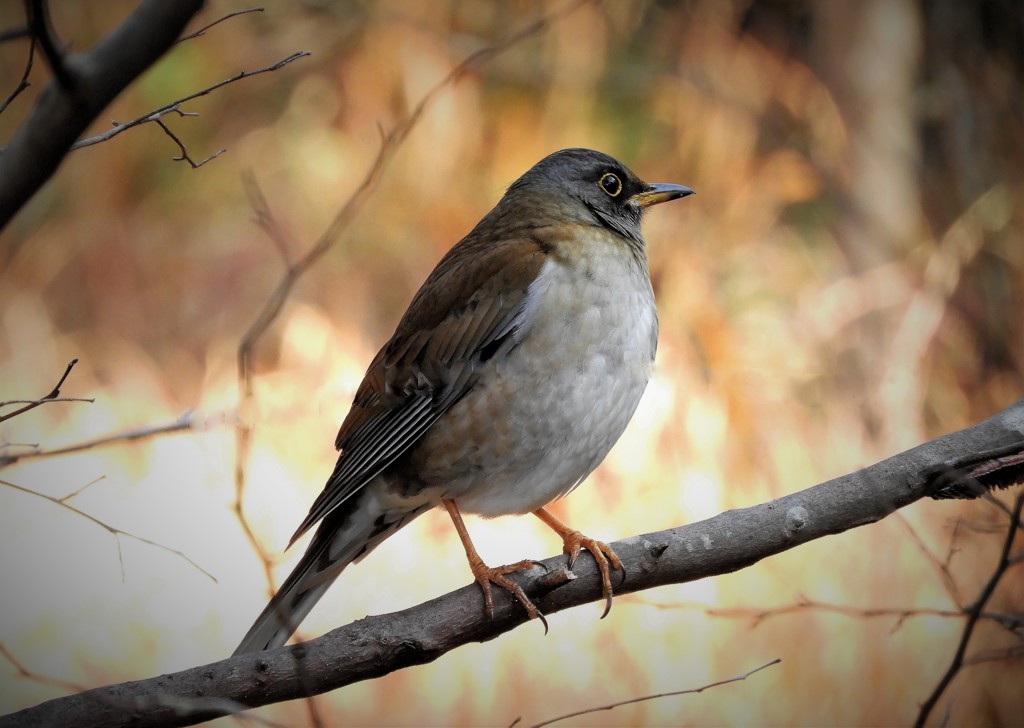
[505,148,694,244]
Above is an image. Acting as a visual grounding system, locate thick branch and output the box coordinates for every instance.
[4,399,1022,728]
[0,0,205,229]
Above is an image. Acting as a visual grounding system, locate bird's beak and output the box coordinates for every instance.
[629,183,695,209]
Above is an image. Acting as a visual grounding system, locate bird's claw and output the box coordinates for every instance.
[559,530,625,619]
[471,559,549,634]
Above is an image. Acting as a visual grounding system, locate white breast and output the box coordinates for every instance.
[442,235,659,516]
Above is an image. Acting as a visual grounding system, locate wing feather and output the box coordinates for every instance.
[287,235,550,545]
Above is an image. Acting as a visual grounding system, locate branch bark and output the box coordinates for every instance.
[4,399,1022,728]
[0,0,206,229]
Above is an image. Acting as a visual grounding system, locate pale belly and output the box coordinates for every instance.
[406,249,658,516]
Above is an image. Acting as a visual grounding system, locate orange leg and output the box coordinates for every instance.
[533,507,624,618]
[443,499,548,630]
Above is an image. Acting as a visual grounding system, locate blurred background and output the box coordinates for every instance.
[1,0,1023,725]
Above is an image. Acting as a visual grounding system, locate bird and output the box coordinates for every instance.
[233,148,693,655]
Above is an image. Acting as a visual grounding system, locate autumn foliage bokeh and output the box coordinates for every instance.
[1,1,1023,725]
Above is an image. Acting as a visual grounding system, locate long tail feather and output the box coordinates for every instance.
[233,492,428,655]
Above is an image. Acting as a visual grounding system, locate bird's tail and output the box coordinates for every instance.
[927,443,1024,500]
[233,490,429,655]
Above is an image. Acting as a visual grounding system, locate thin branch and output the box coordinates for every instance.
[963,644,1024,667]
[0,476,216,582]
[0,25,32,43]
[0,410,194,468]
[0,35,34,115]
[914,492,1024,728]
[894,511,964,608]
[943,516,965,574]
[153,117,226,167]
[524,658,781,728]
[175,7,265,44]
[0,397,94,407]
[634,595,1023,634]
[979,488,1024,531]
[243,173,293,266]
[0,358,80,424]
[0,643,88,695]
[72,50,310,151]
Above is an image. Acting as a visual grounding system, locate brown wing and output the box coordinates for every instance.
[287,235,549,546]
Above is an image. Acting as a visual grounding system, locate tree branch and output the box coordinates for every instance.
[174,7,264,44]
[0,358,80,423]
[5,399,1022,728]
[0,33,34,115]
[0,410,195,468]
[524,657,781,727]
[636,595,1023,634]
[0,475,216,583]
[0,0,205,229]
[71,50,309,151]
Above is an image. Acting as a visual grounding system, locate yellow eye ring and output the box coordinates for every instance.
[599,173,622,197]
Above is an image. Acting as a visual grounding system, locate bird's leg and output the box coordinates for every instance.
[442,498,548,630]
[532,507,624,618]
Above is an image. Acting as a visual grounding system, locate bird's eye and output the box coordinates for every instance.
[598,173,622,197]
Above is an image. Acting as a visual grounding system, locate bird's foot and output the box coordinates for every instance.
[466,555,550,633]
[559,530,624,619]
[442,498,550,631]
[532,507,624,619]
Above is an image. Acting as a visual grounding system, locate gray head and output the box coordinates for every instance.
[505,148,694,243]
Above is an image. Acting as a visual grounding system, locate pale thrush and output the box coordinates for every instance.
[233,148,693,654]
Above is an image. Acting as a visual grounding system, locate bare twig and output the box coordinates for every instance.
[0,396,94,407]
[0,410,194,468]
[0,643,88,695]
[153,116,226,167]
[943,516,965,573]
[634,595,1023,634]
[0,34,34,115]
[894,511,964,608]
[175,7,265,44]
[980,489,1024,531]
[72,50,309,151]
[522,658,781,728]
[0,25,31,42]
[231,0,597,609]
[963,644,1024,667]
[914,492,1024,728]
[243,173,293,266]
[0,358,80,424]
[0,476,216,582]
